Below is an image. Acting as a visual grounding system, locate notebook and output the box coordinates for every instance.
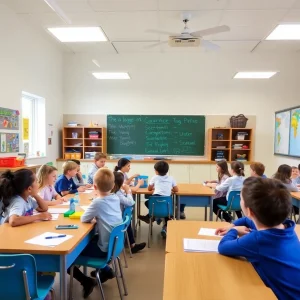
[183,238,220,253]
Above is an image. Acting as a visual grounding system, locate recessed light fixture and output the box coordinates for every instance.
[47,27,107,42]
[92,72,130,80]
[233,72,277,79]
[266,24,300,40]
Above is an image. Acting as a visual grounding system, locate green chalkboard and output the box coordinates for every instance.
[107,115,205,156]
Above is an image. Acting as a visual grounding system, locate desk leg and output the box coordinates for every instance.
[60,255,67,300]
[204,206,207,221]
[176,195,180,220]
[209,196,213,221]
[132,195,136,237]
[138,194,141,226]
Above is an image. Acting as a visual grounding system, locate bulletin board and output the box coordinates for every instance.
[0,107,20,130]
[0,133,20,153]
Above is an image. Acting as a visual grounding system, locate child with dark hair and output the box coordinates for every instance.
[0,169,51,226]
[216,177,300,299]
[213,161,245,222]
[112,172,146,254]
[114,158,144,192]
[139,161,178,237]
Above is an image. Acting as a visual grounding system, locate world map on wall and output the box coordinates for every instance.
[274,107,300,157]
[275,110,290,155]
[289,108,300,156]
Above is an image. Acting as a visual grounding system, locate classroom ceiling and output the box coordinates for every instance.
[2,0,300,54]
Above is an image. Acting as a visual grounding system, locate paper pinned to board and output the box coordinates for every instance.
[25,232,73,247]
[198,228,223,238]
[183,238,220,253]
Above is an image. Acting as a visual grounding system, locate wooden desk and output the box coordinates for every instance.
[163,253,276,300]
[0,164,41,173]
[166,220,227,253]
[0,191,95,300]
[166,220,300,253]
[175,184,215,221]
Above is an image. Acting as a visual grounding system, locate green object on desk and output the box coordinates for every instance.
[64,210,75,217]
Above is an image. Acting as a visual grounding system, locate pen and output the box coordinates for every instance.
[45,235,66,239]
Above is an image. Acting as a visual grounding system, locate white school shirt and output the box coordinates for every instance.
[117,170,132,186]
[149,175,177,196]
[215,175,245,200]
[116,190,135,211]
[0,195,38,224]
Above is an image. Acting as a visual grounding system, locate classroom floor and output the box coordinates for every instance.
[52,206,206,300]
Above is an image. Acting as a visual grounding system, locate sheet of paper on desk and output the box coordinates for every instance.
[48,208,69,214]
[80,190,93,194]
[80,206,90,211]
[25,232,73,247]
[33,212,59,221]
[198,228,223,238]
[61,201,70,206]
[183,238,220,253]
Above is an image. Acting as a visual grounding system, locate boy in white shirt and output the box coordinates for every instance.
[139,161,178,237]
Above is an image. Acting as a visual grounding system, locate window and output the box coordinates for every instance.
[21,92,46,158]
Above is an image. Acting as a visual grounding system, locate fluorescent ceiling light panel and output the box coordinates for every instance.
[92,72,130,80]
[233,72,277,79]
[266,24,300,40]
[47,27,107,42]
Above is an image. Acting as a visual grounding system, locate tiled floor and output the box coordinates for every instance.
[53,206,206,300]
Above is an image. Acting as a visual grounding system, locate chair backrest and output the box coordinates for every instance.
[227,191,241,211]
[148,196,173,218]
[122,206,132,220]
[106,216,129,262]
[0,254,38,300]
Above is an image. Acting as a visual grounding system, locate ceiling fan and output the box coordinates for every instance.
[146,14,230,50]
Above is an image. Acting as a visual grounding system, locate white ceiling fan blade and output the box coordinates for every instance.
[191,25,230,37]
[144,41,168,49]
[146,29,178,36]
[202,40,220,51]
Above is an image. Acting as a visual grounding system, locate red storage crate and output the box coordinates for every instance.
[0,157,25,168]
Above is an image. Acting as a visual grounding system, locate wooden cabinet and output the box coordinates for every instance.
[62,127,106,159]
[208,128,253,162]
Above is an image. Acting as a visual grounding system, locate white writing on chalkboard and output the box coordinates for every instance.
[107,115,205,155]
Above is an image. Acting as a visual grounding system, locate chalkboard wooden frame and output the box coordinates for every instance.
[107,115,205,156]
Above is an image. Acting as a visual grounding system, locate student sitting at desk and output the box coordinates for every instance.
[249,162,266,178]
[87,152,107,184]
[67,168,123,298]
[0,169,51,226]
[217,177,300,299]
[213,161,245,222]
[55,161,86,196]
[139,161,178,238]
[37,164,67,205]
[291,165,300,186]
[70,159,92,188]
[114,158,144,192]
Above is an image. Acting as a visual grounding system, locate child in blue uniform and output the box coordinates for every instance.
[216,177,300,299]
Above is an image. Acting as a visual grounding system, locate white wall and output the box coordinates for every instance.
[0,5,63,164]
[63,51,300,175]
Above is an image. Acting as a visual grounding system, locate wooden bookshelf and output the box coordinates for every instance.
[208,128,253,162]
[62,127,107,159]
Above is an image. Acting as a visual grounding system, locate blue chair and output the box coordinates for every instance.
[122,206,133,264]
[69,216,130,300]
[148,196,173,247]
[216,191,242,222]
[0,254,55,300]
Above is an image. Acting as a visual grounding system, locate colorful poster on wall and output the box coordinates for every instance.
[274,110,290,155]
[289,107,300,157]
[0,107,19,130]
[23,118,29,140]
[0,133,19,153]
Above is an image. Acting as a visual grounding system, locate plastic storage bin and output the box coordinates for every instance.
[0,157,25,168]
[134,175,148,188]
